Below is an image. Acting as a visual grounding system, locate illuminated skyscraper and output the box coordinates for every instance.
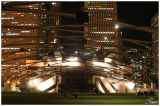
[1,2,60,86]
[151,12,159,76]
[84,1,121,60]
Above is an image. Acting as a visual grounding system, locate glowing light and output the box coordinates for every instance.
[6,33,20,35]
[37,77,55,91]
[125,82,135,89]
[115,24,119,29]
[75,51,78,54]
[104,37,107,40]
[21,31,30,33]
[28,78,41,87]
[33,79,39,85]
[17,81,20,85]
[62,62,80,66]
[93,62,105,67]
[104,57,112,63]
[7,80,10,84]
[55,57,62,63]
[52,2,56,6]
[53,39,57,43]
[83,52,91,56]
[67,57,78,62]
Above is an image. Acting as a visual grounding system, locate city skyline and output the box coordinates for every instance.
[1,1,159,105]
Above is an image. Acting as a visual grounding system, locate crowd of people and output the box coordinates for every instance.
[63,90,156,99]
[136,90,156,96]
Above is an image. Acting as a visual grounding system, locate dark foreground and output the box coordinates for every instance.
[2,92,159,104]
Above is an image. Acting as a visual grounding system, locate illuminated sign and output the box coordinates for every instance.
[83,52,91,56]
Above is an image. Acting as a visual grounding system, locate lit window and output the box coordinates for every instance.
[2,48,20,50]
[6,33,20,35]
[21,31,30,33]
[52,2,56,6]
[2,17,14,19]
[11,22,18,24]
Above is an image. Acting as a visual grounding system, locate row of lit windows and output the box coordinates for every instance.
[88,7,114,10]
[105,18,113,20]
[17,24,38,26]
[2,12,37,16]
[2,48,20,50]
[2,23,38,26]
[89,5,112,8]
[2,65,25,66]
[153,40,158,42]
[95,40,115,43]
[91,32,114,34]
[2,17,14,20]
[104,47,115,49]
[15,52,31,54]
[3,31,31,35]
[5,33,20,35]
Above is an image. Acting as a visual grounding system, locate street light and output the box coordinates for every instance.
[75,51,78,54]
[104,37,107,40]
[115,24,119,29]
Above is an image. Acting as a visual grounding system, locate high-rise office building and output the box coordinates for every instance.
[2,2,60,86]
[84,1,120,60]
[151,12,158,77]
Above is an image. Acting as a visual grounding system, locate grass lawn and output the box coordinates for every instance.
[2,92,159,104]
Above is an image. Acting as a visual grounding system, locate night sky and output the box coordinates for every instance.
[60,2,158,51]
[117,1,158,41]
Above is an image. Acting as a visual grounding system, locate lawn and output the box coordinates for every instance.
[2,92,159,104]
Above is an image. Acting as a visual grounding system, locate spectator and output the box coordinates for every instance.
[73,93,78,99]
[137,90,143,96]
[149,90,155,96]
[144,91,149,96]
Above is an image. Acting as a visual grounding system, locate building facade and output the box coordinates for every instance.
[2,2,60,87]
[84,1,121,60]
[151,12,159,77]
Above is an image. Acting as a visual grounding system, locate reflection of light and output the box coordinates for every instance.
[28,81,33,87]
[56,57,62,62]
[125,82,135,89]
[37,78,55,91]
[67,57,78,62]
[115,24,119,29]
[112,84,118,89]
[28,79,41,87]
[62,62,80,66]
[97,82,105,93]
[33,79,39,85]
[93,62,105,67]
[104,57,112,63]
[93,62,113,69]
[100,77,116,93]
